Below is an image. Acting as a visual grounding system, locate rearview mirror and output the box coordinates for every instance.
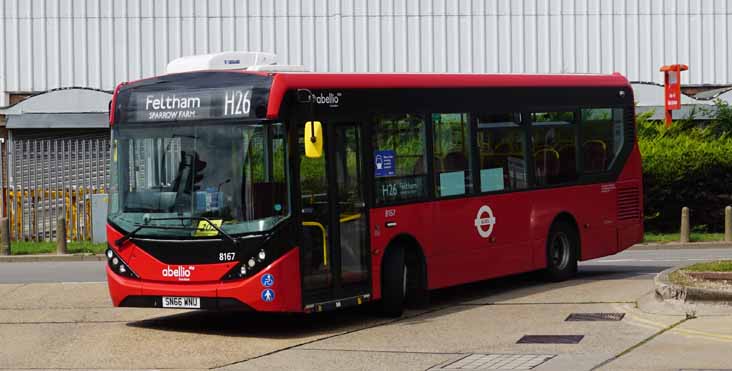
[304,121,323,158]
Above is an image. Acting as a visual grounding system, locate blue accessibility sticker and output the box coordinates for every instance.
[374,150,396,177]
[261,288,275,302]
[261,273,274,287]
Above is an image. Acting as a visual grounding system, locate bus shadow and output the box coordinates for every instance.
[126,305,391,339]
[127,263,663,337]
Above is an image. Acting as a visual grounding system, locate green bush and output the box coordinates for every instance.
[639,102,732,232]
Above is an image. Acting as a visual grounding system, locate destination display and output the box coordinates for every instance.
[129,86,254,122]
[375,176,426,204]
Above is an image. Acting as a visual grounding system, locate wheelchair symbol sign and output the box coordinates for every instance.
[261,273,274,287]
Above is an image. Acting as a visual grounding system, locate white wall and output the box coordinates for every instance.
[1,0,731,106]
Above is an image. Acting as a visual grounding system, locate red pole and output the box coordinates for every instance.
[660,64,688,129]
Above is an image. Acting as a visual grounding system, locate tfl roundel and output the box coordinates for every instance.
[474,205,497,238]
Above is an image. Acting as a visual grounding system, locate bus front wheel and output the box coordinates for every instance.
[379,246,406,317]
[543,221,579,282]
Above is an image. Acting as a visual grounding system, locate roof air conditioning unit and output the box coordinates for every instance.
[166,51,308,74]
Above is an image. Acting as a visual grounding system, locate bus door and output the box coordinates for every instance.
[299,121,370,306]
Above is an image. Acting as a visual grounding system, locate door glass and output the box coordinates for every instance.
[299,125,331,291]
[335,125,369,285]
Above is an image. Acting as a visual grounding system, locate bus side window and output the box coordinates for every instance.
[580,108,624,173]
[475,113,527,192]
[373,114,428,205]
[432,113,473,197]
[530,111,577,186]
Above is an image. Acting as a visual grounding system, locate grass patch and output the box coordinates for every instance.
[668,270,694,286]
[10,240,107,255]
[643,232,725,243]
[682,260,732,272]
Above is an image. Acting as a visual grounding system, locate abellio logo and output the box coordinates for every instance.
[314,92,342,107]
[162,265,195,281]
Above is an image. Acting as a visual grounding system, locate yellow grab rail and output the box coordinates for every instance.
[302,221,328,267]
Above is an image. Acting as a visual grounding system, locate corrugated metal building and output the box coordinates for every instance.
[0,0,730,241]
[2,0,732,107]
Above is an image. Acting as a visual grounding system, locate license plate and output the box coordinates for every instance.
[162,296,200,309]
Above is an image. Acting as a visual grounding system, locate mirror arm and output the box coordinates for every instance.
[308,92,317,143]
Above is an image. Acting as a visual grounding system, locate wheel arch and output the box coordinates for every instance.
[550,211,582,259]
[380,233,428,297]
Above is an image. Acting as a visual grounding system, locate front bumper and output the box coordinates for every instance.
[107,248,302,312]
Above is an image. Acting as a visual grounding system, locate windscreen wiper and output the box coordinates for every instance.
[115,224,156,247]
[115,217,238,249]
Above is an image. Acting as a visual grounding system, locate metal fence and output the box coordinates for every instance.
[3,136,110,241]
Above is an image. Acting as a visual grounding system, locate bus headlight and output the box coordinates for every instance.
[106,245,139,279]
[257,250,266,261]
[248,258,256,268]
[240,266,247,276]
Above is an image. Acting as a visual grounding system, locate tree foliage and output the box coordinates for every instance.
[639,100,732,232]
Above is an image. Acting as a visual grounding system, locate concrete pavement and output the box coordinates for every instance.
[1,248,732,370]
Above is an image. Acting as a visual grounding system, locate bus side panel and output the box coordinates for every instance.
[369,203,435,301]
[615,143,644,252]
[526,186,616,268]
[577,184,618,262]
[427,195,532,290]
[528,196,563,271]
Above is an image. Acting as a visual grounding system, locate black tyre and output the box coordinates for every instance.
[379,246,406,317]
[543,220,579,282]
[405,249,429,309]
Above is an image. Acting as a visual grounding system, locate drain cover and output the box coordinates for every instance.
[517,335,583,344]
[433,354,555,370]
[565,312,625,321]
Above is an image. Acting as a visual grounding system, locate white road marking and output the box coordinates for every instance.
[590,258,718,263]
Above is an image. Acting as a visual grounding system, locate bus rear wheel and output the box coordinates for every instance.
[543,221,578,282]
[379,246,406,317]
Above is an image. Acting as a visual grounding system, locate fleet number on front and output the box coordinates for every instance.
[219,252,236,261]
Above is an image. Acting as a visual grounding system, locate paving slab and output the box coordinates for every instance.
[297,303,666,370]
[0,282,110,309]
[0,283,24,297]
[0,309,393,370]
[461,275,655,305]
[218,348,459,371]
[598,316,732,370]
[0,307,178,323]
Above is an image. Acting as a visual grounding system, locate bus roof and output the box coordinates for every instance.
[112,71,630,122]
[270,72,629,89]
[266,72,630,118]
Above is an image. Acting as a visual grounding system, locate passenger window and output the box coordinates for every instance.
[475,113,528,192]
[373,114,428,205]
[531,111,577,186]
[581,108,625,173]
[432,113,473,197]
